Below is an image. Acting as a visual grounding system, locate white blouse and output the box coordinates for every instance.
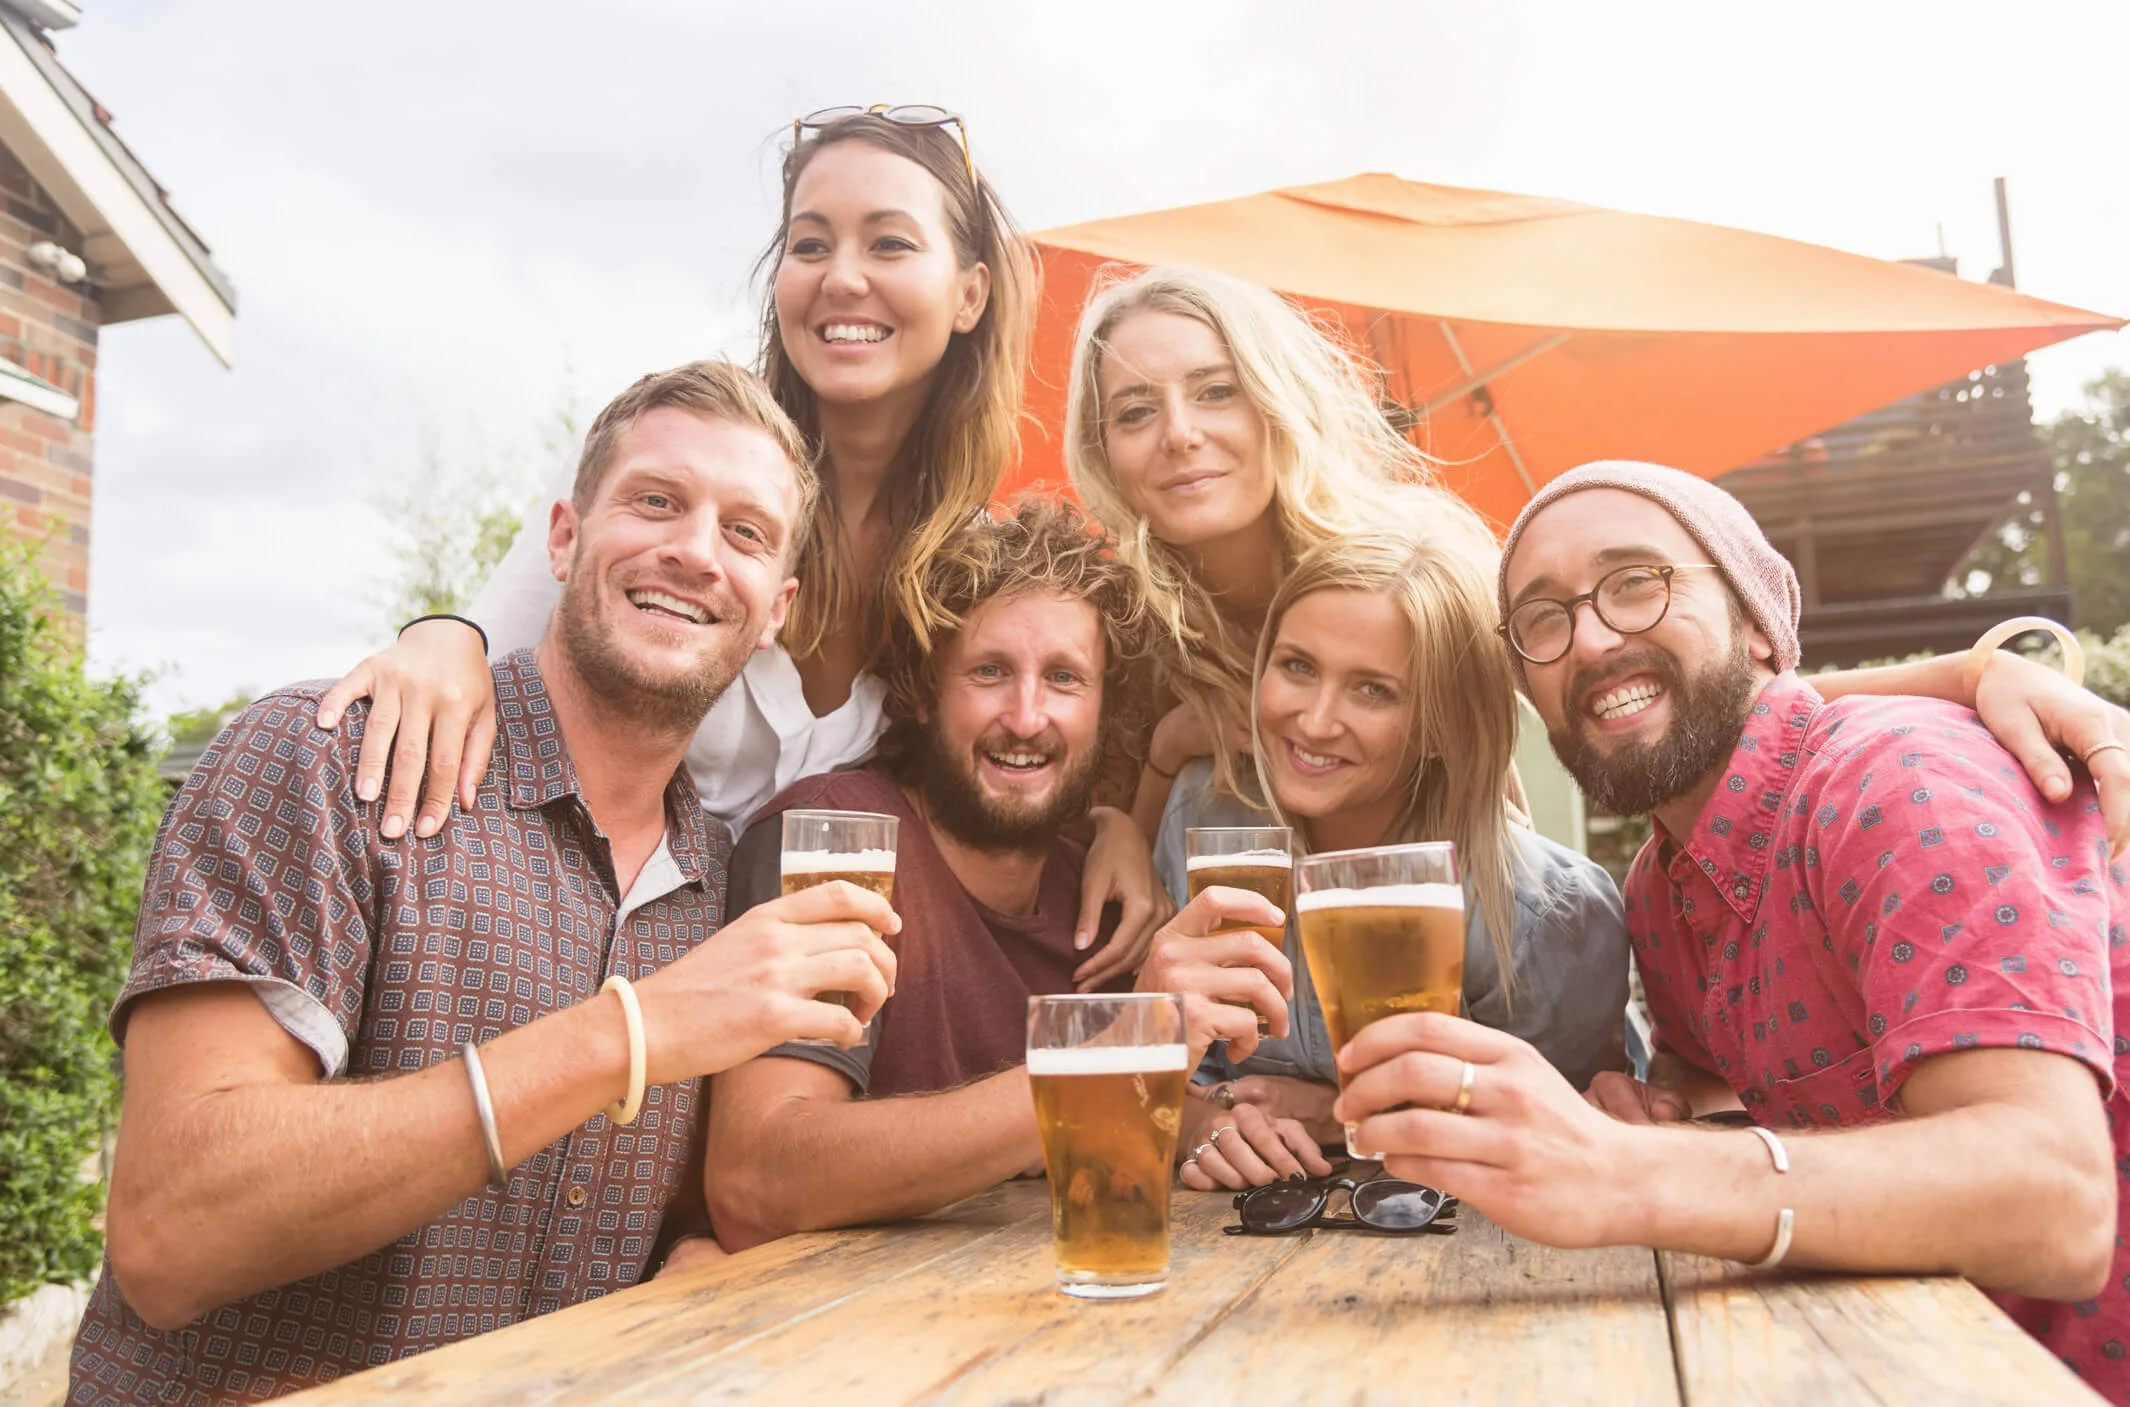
[468,485,887,838]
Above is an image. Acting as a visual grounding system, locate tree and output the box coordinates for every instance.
[376,450,539,623]
[1958,367,2130,634]
[376,388,584,627]
[165,685,258,748]
[0,521,166,1301]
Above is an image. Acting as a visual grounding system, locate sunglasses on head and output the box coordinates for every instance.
[1224,1171,1458,1237]
[791,104,977,193]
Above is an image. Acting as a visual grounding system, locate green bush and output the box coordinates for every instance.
[0,527,165,1302]
[2077,625,2130,711]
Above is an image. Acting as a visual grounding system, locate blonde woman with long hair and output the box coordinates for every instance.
[316,111,1171,984]
[1064,265,1499,834]
[1145,529,1631,1190]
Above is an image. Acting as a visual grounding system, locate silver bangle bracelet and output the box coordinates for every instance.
[462,1040,508,1192]
[1743,1125,1793,1268]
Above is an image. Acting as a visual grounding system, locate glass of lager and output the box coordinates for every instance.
[1026,993,1189,1300]
[1184,826,1294,1036]
[1294,842,1463,1155]
[781,809,899,1047]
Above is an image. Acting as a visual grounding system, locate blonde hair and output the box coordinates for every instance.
[1062,265,1491,798]
[753,114,1037,666]
[573,358,819,558]
[1252,529,1525,1003]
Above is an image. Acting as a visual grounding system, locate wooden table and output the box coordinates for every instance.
[282,1180,2097,1405]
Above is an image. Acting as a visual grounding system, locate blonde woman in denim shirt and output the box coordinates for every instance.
[1146,528,1629,1188]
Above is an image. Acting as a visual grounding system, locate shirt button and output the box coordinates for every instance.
[567,1186,587,1209]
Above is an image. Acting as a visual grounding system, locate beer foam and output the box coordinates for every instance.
[1295,883,1465,912]
[1026,1044,1190,1076]
[1186,850,1293,871]
[782,848,897,875]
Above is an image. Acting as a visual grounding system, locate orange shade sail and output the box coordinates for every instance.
[1010,173,2123,528]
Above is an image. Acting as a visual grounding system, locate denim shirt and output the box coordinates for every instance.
[1155,760,1630,1092]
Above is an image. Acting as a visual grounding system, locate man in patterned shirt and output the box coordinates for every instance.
[1334,461,2128,1402]
[69,361,900,1405]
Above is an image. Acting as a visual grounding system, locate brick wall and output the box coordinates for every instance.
[0,138,96,618]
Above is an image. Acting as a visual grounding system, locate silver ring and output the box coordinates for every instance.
[1210,1082,1237,1110]
[1452,1060,1477,1115]
[1191,1140,1214,1160]
[1209,1124,1239,1146]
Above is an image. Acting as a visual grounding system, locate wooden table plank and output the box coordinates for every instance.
[284,1178,2081,1407]
[281,1184,1045,1406]
[911,1188,1312,1406]
[1141,1207,1681,1407]
[1659,1251,2105,1406]
[616,1184,1307,1404]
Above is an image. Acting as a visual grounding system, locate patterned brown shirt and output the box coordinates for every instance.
[69,649,729,1406]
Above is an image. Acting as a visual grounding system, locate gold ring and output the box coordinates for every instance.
[2082,739,2127,765]
[1452,1060,1477,1114]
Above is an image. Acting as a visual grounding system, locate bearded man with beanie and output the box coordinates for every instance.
[1332,461,2130,1403]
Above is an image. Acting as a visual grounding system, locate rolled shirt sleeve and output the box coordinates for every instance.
[115,687,384,1077]
[1804,718,2117,1106]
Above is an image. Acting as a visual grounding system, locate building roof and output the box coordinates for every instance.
[0,3,233,362]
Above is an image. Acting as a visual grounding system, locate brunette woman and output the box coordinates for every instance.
[318,109,1168,980]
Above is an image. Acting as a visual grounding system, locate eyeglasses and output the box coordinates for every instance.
[792,105,977,193]
[1497,562,1722,666]
[1223,1173,1458,1237]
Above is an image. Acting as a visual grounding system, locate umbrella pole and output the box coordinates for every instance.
[1434,321,1552,497]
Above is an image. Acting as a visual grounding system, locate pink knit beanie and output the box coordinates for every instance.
[1495,460,1802,677]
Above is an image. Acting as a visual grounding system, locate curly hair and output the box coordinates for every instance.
[873,495,1155,786]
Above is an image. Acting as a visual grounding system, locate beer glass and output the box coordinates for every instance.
[1294,842,1463,1155]
[780,809,898,1046]
[1026,993,1189,1300]
[1184,826,1294,1036]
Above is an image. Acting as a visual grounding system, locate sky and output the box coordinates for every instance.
[48,0,2130,717]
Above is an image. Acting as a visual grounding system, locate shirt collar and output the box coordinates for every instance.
[492,649,721,885]
[1660,670,1821,922]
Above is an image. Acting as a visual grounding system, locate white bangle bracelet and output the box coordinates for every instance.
[603,975,646,1126]
[1743,1124,1793,1269]
[1963,616,2085,700]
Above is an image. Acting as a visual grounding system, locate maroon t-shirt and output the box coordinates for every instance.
[732,766,1125,1097]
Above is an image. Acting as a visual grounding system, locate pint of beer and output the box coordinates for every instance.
[1294,842,1463,1155]
[780,809,898,1047]
[1184,826,1293,1036]
[1027,993,1188,1300]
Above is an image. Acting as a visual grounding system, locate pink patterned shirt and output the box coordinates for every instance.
[1624,673,2127,1401]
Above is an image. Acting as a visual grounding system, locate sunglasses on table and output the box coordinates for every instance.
[1224,1169,1458,1237]
[791,104,977,192]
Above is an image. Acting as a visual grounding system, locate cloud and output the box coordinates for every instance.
[59,0,2129,713]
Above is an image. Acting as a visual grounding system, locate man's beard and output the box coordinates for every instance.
[552,559,755,737]
[1548,636,1761,817]
[917,717,1109,855]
